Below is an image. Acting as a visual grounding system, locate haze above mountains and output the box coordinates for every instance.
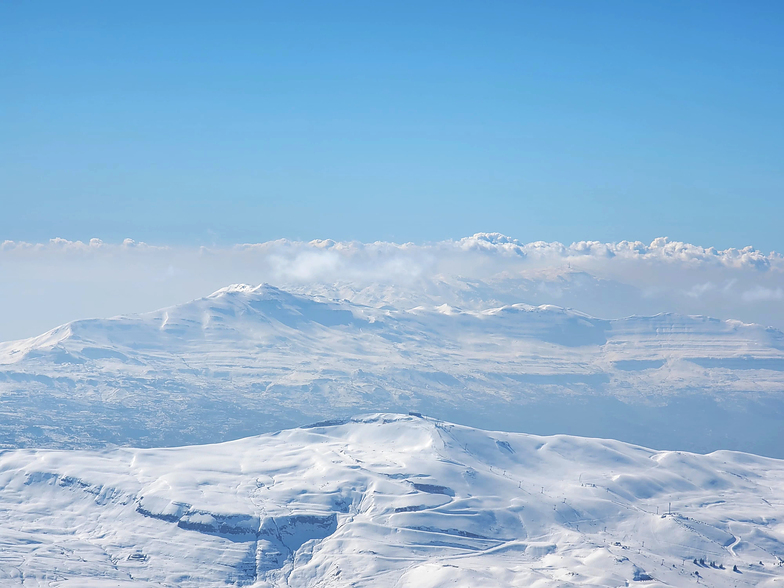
[3,233,784,343]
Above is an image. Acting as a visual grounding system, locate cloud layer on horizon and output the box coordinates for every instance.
[2,233,783,341]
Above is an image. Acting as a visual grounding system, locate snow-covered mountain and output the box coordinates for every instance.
[0,414,782,587]
[1,284,783,455]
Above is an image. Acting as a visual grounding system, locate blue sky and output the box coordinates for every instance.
[2,1,783,251]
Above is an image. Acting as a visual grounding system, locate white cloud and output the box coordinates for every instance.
[2,233,778,271]
[451,233,777,269]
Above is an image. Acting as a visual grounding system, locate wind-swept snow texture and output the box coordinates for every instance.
[0,415,782,587]
[1,284,784,455]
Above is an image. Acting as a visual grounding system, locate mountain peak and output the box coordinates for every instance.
[207,283,287,299]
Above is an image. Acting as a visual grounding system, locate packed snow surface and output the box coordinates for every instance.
[1,284,784,454]
[0,414,782,587]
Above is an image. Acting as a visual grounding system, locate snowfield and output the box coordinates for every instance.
[0,414,782,587]
[1,284,783,455]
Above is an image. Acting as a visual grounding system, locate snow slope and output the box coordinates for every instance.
[1,284,784,455]
[0,414,782,587]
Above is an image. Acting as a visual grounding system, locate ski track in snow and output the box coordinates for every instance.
[0,414,783,587]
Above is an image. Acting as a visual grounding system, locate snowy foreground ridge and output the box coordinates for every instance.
[1,414,782,587]
[2,284,784,455]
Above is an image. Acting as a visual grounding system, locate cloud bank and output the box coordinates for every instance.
[2,233,783,340]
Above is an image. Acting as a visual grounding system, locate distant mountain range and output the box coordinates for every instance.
[1,284,783,455]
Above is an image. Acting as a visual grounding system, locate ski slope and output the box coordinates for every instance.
[1,284,784,455]
[0,414,782,587]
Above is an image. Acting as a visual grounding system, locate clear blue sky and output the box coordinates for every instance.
[2,1,783,250]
